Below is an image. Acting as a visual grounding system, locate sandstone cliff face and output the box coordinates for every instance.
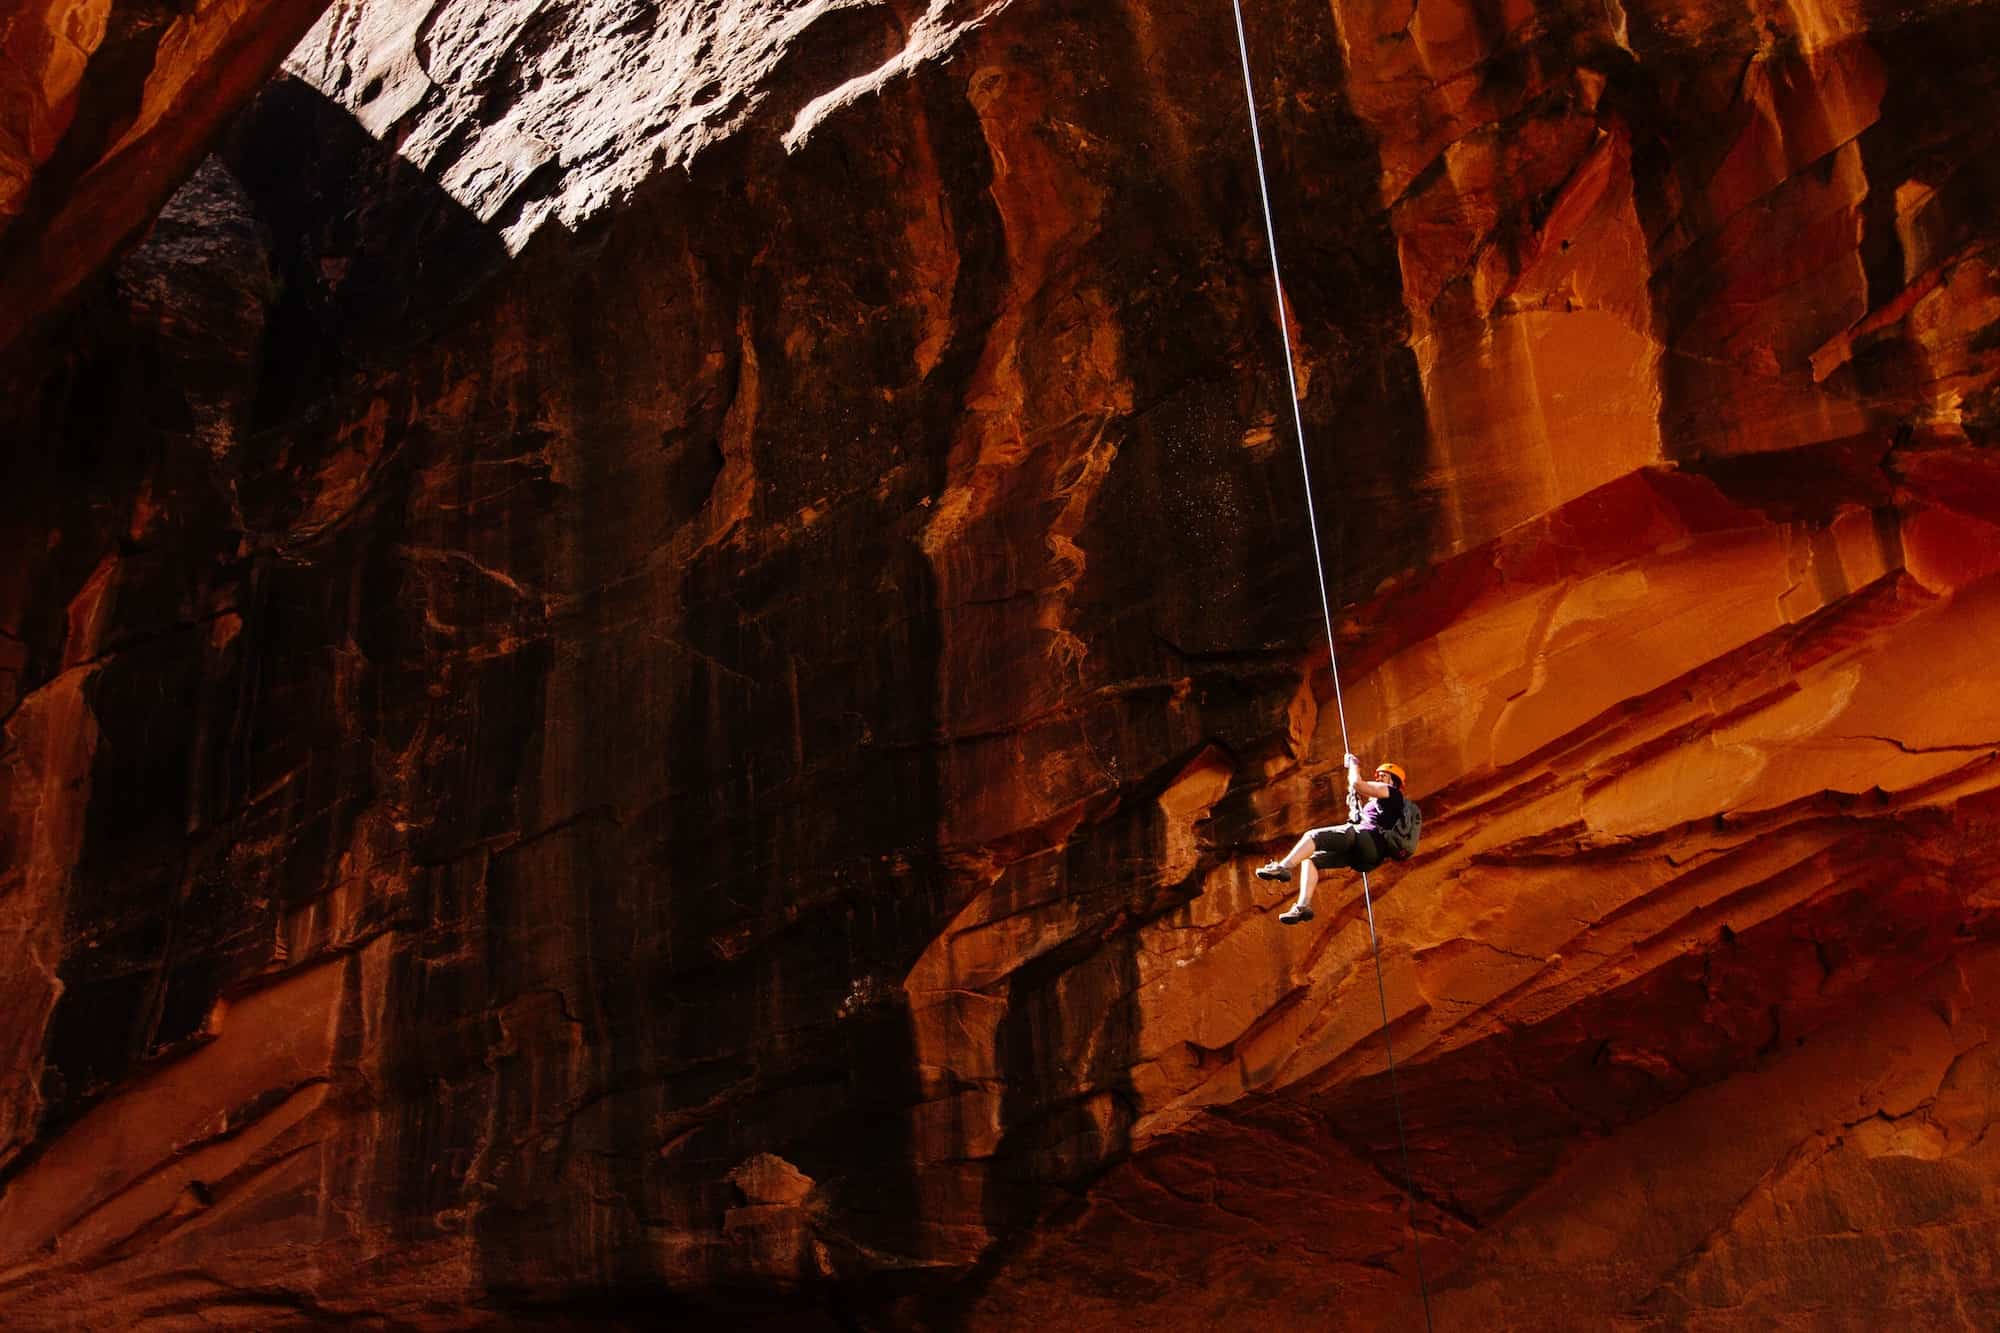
[3,0,1999,1327]
[0,0,331,347]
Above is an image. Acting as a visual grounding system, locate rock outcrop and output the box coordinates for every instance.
[3,0,1999,1327]
[0,0,332,347]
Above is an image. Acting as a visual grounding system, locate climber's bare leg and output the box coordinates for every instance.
[1256,831,1323,883]
[1277,831,1318,870]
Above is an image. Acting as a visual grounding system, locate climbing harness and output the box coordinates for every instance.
[1227,5,1437,1328]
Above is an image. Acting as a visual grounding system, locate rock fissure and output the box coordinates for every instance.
[8,0,2000,1325]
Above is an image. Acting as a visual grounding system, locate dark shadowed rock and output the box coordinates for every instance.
[0,0,333,348]
[2,0,1999,1327]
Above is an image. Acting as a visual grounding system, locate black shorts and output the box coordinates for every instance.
[1308,824,1385,872]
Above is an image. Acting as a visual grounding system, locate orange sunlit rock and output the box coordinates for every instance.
[2,0,1999,1326]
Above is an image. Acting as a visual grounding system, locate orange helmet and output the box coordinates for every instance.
[1374,762,1408,787]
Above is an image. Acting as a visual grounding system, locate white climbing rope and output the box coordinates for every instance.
[1228,4,1436,1328]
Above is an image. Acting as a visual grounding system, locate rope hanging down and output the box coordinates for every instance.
[1227,5,1436,1328]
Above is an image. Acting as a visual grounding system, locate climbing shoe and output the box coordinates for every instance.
[1278,905,1314,925]
[1254,862,1292,883]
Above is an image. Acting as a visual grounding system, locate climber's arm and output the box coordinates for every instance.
[1346,753,1394,800]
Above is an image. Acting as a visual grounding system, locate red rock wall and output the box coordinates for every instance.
[0,0,332,348]
[3,0,1999,1327]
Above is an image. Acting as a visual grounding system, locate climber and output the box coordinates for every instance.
[1255,753,1416,925]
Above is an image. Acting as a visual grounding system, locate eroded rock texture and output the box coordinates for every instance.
[4,0,2000,1326]
[0,0,332,347]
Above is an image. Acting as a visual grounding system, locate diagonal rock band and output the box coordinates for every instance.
[2,0,2000,1327]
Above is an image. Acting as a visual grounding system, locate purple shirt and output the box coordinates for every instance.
[1357,782,1405,832]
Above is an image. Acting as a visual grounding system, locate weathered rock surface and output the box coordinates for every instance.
[3,0,2000,1327]
[0,0,331,347]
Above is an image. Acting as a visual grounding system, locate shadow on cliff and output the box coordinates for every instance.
[941,0,1436,1318]
[12,76,512,1161]
[221,76,516,426]
[12,0,1439,1318]
[216,57,964,1331]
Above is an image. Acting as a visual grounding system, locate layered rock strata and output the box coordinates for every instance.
[3,0,2000,1327]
